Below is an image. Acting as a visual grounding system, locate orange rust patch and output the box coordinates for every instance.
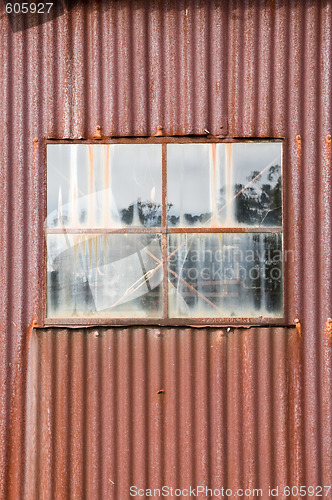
[324,318,332,347]
[296,135,301,173]
[88,146,94,226]
[27,320,39,340]
[104,145,110,227]
[154,125,163,136]
[93,125,102,139]
[211,143,218,226]
[294,318,301,339]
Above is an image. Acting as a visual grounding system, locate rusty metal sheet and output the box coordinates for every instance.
[25,326,300,499]
[0,0,331,498]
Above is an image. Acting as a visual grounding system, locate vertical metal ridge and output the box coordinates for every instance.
[241,328,259,493]
[288,320,305,490]
[131,328,148,492]
[319,2,332,490]
[256,327,273,491]
[272,327,289,488]
[227,328,243,491]
[302,1,322,488]
[0,1,332,497]
[163,329,180,489]
[208,329,227,489]
[193,330,209,487]
[0,12,10,499]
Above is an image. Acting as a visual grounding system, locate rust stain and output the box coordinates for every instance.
[104,145,110,227]
[211,143,218,226]
[27,320,39,341]
[93,125,102,140]
[154,125,163,136]
[323,135,331,172]
[88,145,94,227]
[294,318,302,339]
[296,135,302,173]
[225,143,233,225]
[88,236,92,270]
[323,318,332,347]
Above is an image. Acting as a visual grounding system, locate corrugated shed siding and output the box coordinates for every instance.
[0,0,331,498]
[26,327,300,499]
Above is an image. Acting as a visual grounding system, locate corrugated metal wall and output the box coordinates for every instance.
[26,327,299,499]
[0,0,331,498]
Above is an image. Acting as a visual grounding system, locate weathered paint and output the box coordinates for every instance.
[0,0,331,498]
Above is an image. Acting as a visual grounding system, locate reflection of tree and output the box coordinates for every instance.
[121,200,166,226]
[184,212,211,225]
[233,164,281,225]
[168,215,180,226]
[167,232,282,315]
[121,201,213,227]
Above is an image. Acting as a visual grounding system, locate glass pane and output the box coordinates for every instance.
[167,142,282,229]
[47,144,162,228]
[222,143,282,227]
[47,234,163,318]
[167,144,218,227]
[168,233,283,318]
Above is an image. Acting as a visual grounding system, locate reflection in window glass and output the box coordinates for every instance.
[167,144,217,227]
[46,141,283,321]
[168,233,283,318]
[167,143,282,228]
[47,234,163,318]
[225,143,282,227]
[47,144,162,228]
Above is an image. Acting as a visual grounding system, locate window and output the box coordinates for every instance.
[46,141,283,323]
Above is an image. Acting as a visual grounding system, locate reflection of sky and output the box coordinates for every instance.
[167,142,282,216]
[47,144,162,225]
[230,142,282,184]
[167,144,213,214]
[47,142,282,224]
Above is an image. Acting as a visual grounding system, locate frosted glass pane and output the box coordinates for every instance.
[167,144,216,227]
[168,233,283,318]
[222,142,282,227]
[167,143,282,228]
[47,144,162,228]
[47,234,163,318]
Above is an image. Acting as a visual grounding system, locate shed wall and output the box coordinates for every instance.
[0,1,331,498]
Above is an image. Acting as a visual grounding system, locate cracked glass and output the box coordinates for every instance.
[46,142,283,320]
